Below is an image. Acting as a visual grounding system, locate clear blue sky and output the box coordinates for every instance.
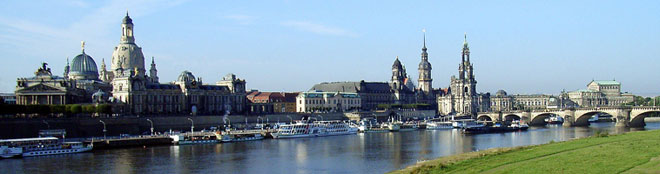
[1,0,659,96]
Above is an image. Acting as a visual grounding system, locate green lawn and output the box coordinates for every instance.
[390,130,660,174]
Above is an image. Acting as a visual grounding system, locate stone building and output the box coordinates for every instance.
[16,13,247,116]
[296,91,361,113]
[489,90,565,111]
[438,34,490,116]
[103,14,247,115]
[310,81,392,110]
[567,80,634,107]
[15,63,85,105]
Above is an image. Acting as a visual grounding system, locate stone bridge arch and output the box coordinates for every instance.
[477,114,495,121]
[573,109,621,127]
[529,112,562,126]
[630,107,660,128]
[503,113,522,122]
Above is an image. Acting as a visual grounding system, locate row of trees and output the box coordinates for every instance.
[0,103,112,117]
[622,96,660,106]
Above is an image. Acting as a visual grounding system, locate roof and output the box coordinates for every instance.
[311,81,392,93]
[592,80,620,85]
[0,137,58,143]
[146,84,181,90]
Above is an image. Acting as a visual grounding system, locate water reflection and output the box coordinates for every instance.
[3,122,660,174]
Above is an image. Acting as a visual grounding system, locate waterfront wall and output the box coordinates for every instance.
[0,110,434,138]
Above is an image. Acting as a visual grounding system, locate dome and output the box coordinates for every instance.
[177,71,196,83]
[418,61,432,69]
[495,90,507,97]
[69,52,99,80]
[392,57,403,70]
[123,15,133,24]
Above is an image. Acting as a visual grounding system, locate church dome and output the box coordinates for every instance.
[495,90,507,97]
[392,57,403,70]
[177,71,196,83]
[69,52,99,80]
[419,61,432,69]
[123,15,132,24]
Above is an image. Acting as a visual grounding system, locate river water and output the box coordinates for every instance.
[4,122,660,174]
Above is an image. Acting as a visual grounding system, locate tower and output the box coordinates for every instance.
[111,12,146,77]
[63,57,70,79]
[149,57,159,83]
[418,30,432,93]
[391,56,405,90]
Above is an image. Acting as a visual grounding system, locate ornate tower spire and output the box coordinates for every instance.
[150,56,159,83]
[64,57,70,79]
[121,12,135,44]
[418,29,432,93]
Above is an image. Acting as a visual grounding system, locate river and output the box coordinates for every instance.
[3,122,660,174]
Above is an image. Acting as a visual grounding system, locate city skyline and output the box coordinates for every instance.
[1,1,659,96]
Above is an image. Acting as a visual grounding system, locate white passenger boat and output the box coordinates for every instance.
[358,119,389,133]
[271,120,357,139]
[452,119,485,129]
[170,133,219,145]
[0,137,92,158]
[399,122,419,131]
[425,121,454,130]
[214,130,264,143]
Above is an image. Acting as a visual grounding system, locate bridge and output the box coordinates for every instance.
[476,106,660,128]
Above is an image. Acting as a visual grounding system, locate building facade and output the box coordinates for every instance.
[15,13,247,116]
[567,80,634,107]
[296,91,361,113]
[438,35,491,116]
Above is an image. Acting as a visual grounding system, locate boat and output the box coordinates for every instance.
[463,121,528,134]
[0,137,92,158]
[358,119,387,133]
[215,131,264,143]
[399,122,419,131]
[384,121,401,132]
[544,116,564,124]
[271,120,357,139]
[170,133,219,145]
[425,121,454,130]
[452,119,485,129]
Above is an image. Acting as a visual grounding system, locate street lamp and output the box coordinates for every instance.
[146,119,154,136]
[99,120,106,140]
[286,115,293,124]
[187,117,194,133]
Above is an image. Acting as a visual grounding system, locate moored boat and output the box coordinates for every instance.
[0,137,92,158]
[425,121,454,130]
[170,133,219,145]
[271,120,357,139]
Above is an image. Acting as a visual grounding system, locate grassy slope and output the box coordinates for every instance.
[391,130,660,174]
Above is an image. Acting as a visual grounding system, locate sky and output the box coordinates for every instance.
[1,0,659,96]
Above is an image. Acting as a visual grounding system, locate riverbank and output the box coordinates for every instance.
[391,129,660,174]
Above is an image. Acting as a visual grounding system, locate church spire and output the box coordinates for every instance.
[422,29,427,51]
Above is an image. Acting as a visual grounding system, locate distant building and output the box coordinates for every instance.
[0,93,16,104]
[296,91,361,113]
[566,80,634,107]
[438,34,490,116]
[490,90,566,111]
[15,63,86,105]
[14,13,247,116]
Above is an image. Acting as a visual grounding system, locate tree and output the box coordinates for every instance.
[70,104,82,115]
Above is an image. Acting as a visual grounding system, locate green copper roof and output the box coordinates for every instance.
[593,80,620,85]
